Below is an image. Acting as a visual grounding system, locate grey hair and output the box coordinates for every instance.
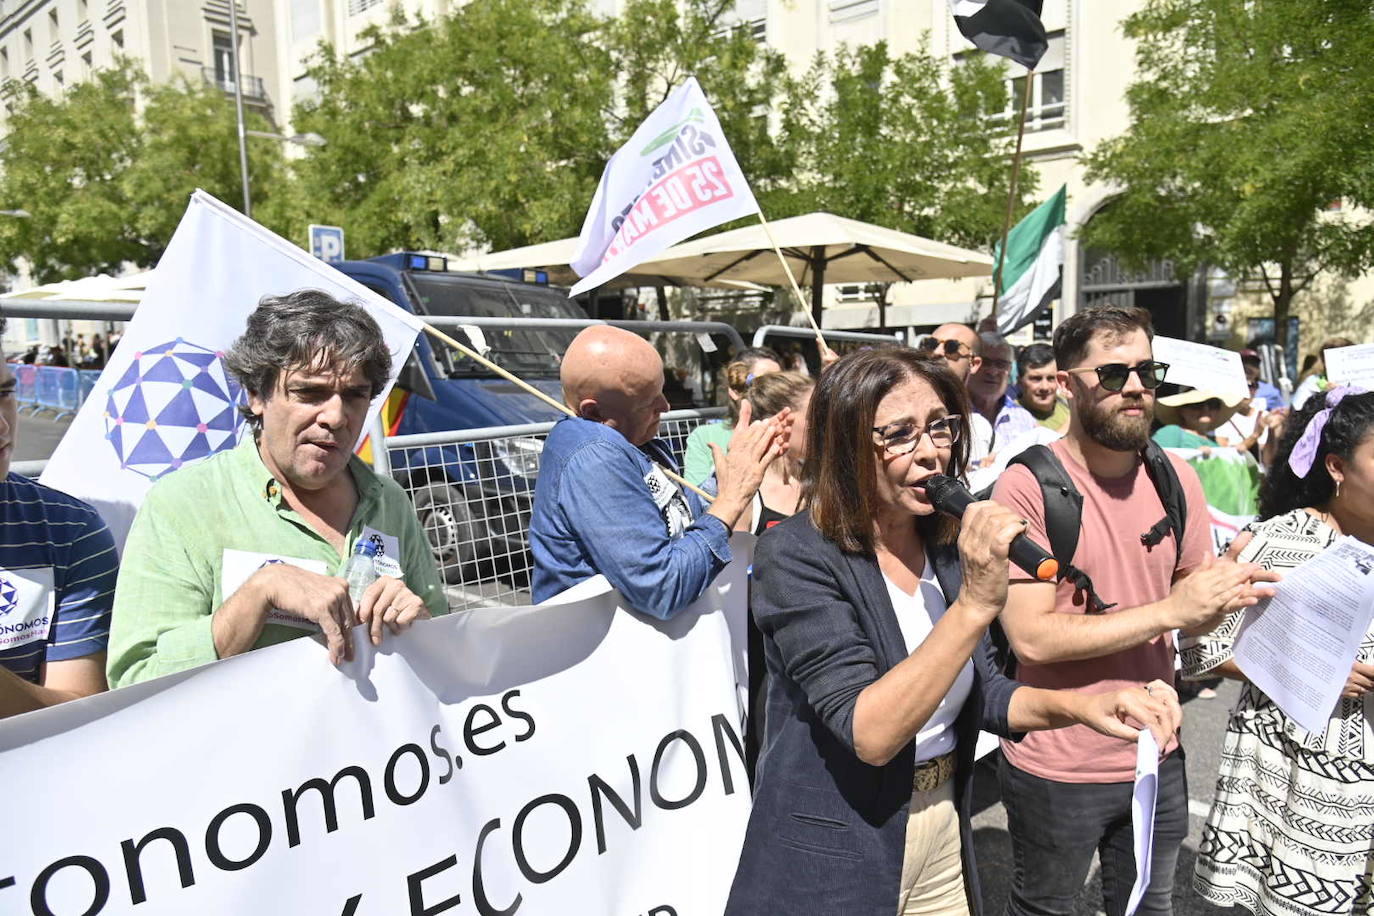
[978,329,1011,357]
[224,289,392,430]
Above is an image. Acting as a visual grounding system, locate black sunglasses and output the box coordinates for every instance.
[1066,360,1170,392]
[917,337,973,360]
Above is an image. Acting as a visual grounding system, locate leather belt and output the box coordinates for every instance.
[913,750,955,793]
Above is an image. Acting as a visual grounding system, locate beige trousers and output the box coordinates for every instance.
[896,780,970,916]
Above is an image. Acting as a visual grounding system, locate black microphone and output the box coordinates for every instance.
[923,474,1059,582]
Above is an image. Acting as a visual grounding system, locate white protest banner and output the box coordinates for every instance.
[1151,336,1249,401]
[39,190,423,548]
[0,544,754,916]
[1323,343,1374,389]
[570,77,759,296]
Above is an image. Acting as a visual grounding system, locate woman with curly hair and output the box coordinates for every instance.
[1183,387,1374,915]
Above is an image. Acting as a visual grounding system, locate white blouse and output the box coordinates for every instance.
[882,557,975,762]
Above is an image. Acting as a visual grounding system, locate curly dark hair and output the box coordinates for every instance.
[224,289,392,431]
[1259,389,1374,520]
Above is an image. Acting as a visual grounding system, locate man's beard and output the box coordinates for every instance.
[1078,394,1153,451]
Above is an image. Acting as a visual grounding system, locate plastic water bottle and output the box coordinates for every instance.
[344,539,379,606]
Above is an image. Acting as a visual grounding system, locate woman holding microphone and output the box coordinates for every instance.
[727,347,1181,915]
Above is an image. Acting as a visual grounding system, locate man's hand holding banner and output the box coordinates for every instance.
[0,544,755,915]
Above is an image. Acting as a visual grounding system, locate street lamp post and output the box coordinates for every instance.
[227,0,252,218]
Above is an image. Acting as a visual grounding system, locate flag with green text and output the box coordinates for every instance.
[994,184,1066,335]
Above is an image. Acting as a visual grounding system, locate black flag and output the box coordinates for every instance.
[948,0,1048,70]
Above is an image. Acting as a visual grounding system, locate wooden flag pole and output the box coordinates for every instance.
[755,210,830,352]
[420,323,714,501]
[991,71,1036,325]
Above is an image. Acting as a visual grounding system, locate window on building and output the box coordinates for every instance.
[1,49,9,78]
[112,29,123,49]
[956,30,1066,133]
[53,69,63,88]
[714,0,766,41]
[212,31,236,88]
[80,51,91,78]
[347,0,383,15]
[78,0,89,19]
[22,29,32,60]
[1002,31,1065,131]
[48,9,58,37]
[829,0,879,24]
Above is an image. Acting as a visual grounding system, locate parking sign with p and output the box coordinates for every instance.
[308,224,345,263]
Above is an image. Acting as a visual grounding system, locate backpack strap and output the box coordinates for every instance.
[1139,440,1189,565]
[1007,445,1116,614]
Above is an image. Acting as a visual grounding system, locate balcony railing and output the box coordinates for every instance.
[201,67,266,102]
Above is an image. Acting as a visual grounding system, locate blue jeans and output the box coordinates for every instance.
[999,749,1189,916]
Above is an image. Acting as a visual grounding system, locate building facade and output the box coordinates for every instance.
[2,0,1365,359]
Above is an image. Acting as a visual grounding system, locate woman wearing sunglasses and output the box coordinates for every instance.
[726,347,1180,916]
[1153,388,1261,519]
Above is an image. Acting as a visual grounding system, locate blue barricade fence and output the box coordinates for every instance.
[13,363,37,409]
[8,362,105,419]
[78,369,100,406]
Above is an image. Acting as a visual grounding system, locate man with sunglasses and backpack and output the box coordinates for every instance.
[990,305,1279,916]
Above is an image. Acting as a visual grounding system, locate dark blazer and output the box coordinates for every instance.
[725,512,1023,916]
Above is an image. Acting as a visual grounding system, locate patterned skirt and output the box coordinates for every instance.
[1195,706,1374,916]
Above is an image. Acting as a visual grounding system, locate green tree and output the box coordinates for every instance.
[1080,0,1374,351]
[289,0,790,255]
[0,60,291,281]
[605,0,792,202]
[773,41,1035,250]
[124,77,293,264]
[0,66,143,282]
[291,0,613,255]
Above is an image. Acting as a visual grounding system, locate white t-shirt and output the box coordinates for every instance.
[881,557,975,762]
[967,413,994,465]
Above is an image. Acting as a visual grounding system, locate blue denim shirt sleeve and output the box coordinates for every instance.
[560,439,732,620]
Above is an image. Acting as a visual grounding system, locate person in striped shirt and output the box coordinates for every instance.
[0,322,118,717]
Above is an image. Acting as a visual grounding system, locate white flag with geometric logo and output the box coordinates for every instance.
[39,190,422,550]
[569,77,759,296]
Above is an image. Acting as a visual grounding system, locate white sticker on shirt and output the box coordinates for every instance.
[221,549,329,633]
[0,567,55,651]
[358,526,403,579]
[643,463,694,539]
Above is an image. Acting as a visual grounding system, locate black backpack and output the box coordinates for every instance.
[990,441,1189,673]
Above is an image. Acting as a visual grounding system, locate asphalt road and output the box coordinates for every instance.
[970,678,1239,916]
[14,410,71,462]
[13,411,1244,912]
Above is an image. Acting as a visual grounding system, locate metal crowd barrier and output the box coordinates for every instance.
[382,408,726,610]
[9,363,103,420]
[13,363,37,409]
[752,324,903,347]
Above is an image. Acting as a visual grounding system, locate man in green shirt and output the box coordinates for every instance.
[108,290,447,688]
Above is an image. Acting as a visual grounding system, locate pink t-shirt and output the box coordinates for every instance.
[992,439,1210,783]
